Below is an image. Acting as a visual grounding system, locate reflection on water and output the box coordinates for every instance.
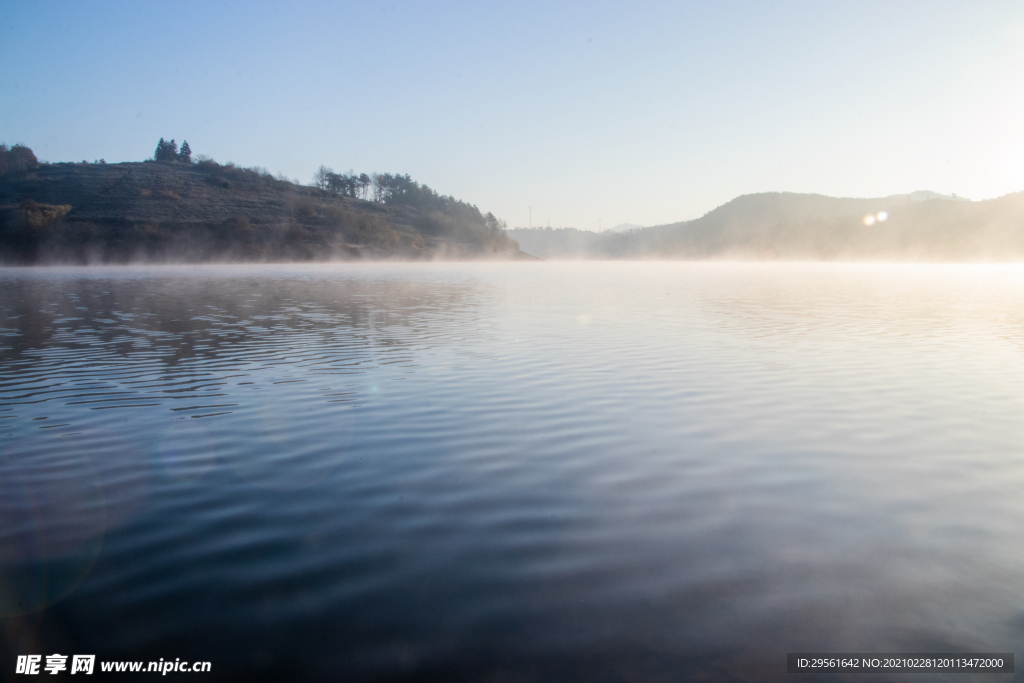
[3,263,1024,681]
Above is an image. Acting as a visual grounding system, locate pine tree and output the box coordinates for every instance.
[178,140,192,164]
[154,138,168,161]
[154,138,179,162]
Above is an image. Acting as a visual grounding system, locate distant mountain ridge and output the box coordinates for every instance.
[509,190,1024,260]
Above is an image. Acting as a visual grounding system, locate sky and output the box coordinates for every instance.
[2,1,1024,230]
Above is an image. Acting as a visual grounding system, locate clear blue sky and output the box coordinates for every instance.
[3,1,1023,230]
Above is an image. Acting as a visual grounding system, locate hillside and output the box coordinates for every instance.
[509,191,1024,261]
[0,157,534,264]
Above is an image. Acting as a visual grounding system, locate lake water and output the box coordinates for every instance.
[2,262,1024,682]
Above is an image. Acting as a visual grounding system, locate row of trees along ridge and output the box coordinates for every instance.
[313,165,509,238]
[313,166,486,208]
[313,166,371,199]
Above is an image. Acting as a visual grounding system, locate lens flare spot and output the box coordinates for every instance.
[0,428,148,616]
[863,215,877,226]
[876,211,888,222]
[219,390,355,491]
[155,420,218,482]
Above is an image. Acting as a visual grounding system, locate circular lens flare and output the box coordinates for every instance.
[0,427,148,616]
[219,384,355,491]
[876,211,888,222]
[155,419,218,482]
[863,215,876,226]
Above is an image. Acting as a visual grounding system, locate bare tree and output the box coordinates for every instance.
[313,165,333,190]
[371,173,384,202]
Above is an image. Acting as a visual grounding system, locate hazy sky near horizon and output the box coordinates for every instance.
[3,1,1023,230]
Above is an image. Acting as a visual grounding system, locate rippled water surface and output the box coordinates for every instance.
[3,262,1024,682]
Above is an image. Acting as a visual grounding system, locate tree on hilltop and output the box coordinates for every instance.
[154,138,179,162]
[0,144,40,177]
[178,141,192,164]
[313,165,334,190]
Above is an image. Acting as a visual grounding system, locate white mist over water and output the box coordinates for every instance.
[2,262,1024,681]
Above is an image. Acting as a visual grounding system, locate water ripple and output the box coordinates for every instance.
[3,263,1024,681]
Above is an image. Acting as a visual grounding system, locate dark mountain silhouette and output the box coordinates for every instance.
[510,191,1024,261]
[0,153,533,264]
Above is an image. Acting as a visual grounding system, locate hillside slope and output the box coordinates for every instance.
[510,191,1024,261]
[654,191,1024,260]
[0,160,533,263]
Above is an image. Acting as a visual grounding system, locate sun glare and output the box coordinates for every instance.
[863,211,888,226]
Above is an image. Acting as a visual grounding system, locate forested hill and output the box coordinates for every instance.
[0,146,533,264]
[510,191,1024,261]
